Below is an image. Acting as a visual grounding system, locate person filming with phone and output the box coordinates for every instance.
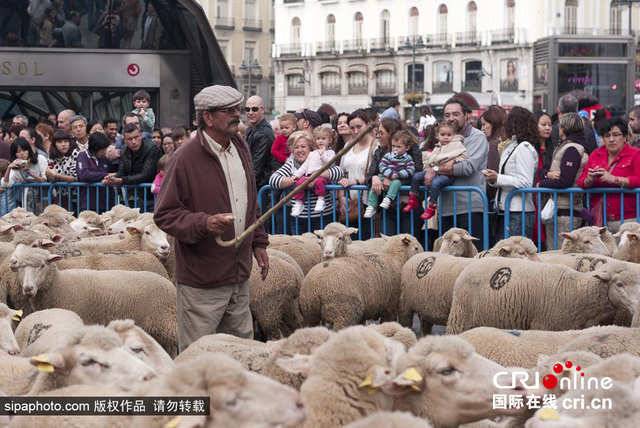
[578,117,640,233]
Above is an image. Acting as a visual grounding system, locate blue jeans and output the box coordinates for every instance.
[411,172,454,204]
[498,212,535,241]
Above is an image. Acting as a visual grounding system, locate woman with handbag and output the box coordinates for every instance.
[483,107,539,240]
[578,117,640,233]
[337,110,375,238]
[538,113,589,249]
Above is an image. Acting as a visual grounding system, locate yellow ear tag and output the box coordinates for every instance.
[32,355,48,363]
[12,310,23,322]
[402,367,423,382]
[32,355,55,372]
[538,408,560,421]
[165,416,183,428]
[358,372,373,389]
[128,229,139,236]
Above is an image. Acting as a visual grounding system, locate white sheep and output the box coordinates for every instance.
[12,247,178,357]
[0,302,20,355]
[558,325,640,359]
[344,411,433,428]
[3,207,37,226]
[68,218,104,237]
[313,222,358,260]
[614,221,640,248]
[613,231,640,263]
[268,234,323,275]
[277,325,406,428]
[300,234,423,329]
[390,336,526,428]
[447,258,640,334]
[477,236,541,261]
[433,227,478,257]
[14,308,84,357]
[560,226,617,256]
[107,319,174,375]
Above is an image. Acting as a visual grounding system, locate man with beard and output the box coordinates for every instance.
[423,97,488,250]
[627,105,640,147]
[154,85,269,351]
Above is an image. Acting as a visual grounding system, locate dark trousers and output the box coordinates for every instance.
[440,212,485,252]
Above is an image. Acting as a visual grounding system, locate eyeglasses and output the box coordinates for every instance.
[244,106,260,113]
[603,132,624,139]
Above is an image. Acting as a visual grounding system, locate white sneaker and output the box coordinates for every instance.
[379,197,392,209]
[364,206,377,218]
[314,197,326,212]
[291,201,304,217]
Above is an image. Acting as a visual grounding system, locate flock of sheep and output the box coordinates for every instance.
[0,204,640,427]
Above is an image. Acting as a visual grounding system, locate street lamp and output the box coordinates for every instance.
[239,58,259,98]
[405,35,425,123]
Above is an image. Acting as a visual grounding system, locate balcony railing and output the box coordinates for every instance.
[348,84,368,95]
[280,43,303,57]
[376,82,396,96]
[316,41,338,55]
[432,81,453,94]
[404,82,425,94]
[243,19,263,32]
[461,80,482,92]
[398,36,426,50]
[283,0,303,3]
[240,65,262,79]
[456,31,481,47]
[215,17,235,30]
[287,86,305,96]
[424,33,450,49]
[343,39,366,54]
[321,85,341,96]
[557,27,599,36]
[370,37,394,52]
[491,28,515,45]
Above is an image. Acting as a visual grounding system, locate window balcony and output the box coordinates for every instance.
[343,39,366,54]
[280,43,303,57]
[243,19,263,32]
[287,86,305,96]
[370,37,394,53]
[492,28,515,45]
[376,82,396,96]
[215,17,235,30]
[461,80,482,92]
[348,84,368,95]
[404,82,425,94]
[321,85,341,96]
[424,33,450,49]
[432,81,453,94]
[456,31,481,47]
[316,41,339,56]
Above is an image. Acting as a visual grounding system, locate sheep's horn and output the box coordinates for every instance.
[215,123,377,247]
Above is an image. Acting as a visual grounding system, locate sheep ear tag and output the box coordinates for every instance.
[538,408,560,420]
[12,309,23,322]
[165,416,183,428]
[358,372,379,395]
[402,367,423,391]
[32,355,54,372]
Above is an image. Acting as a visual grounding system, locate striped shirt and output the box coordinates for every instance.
[269,157,342,218]
[379,152,415,179]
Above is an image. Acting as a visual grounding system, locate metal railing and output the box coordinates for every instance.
[503,188,640,251]
[316,41,338,55]
[243,19,263,31]
[456,31,481,47]
[280,43,303,57]
[321,85,341,96]
[1,182,155,215]
[370,38,394,52]
[348,84,368,95]
[214,17,235,30]
[343,39,366,53]
[404,82,425,93]
[376,82,396,95]
[491,28,515,45]
[257,184,489,250]
[461,80,482,92]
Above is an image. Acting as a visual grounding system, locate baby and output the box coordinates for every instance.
[271,113,296,166]
[404,122,468,220]
[151,154,169,195]
[131,90,155,133]
[364,130,416,218]
[291,124,336,216]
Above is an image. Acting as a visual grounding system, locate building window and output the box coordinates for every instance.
[217,0,228,18]
[438,4,448,38]
[463,60,482,92]
[406,63,424,93]
[565,0,577,35]
[219,40,229,61]
[348,71,368,95]
[381,10,390,42]
[321,72,341,95]
[354,12,364,43]
[409,7,419,38]
[327,14,336,45]
[376,70,396,95]
[505,0,515,34]
[467,2,477,34]
[245,0,256,20]
[292,17,301,49]
[287,75,304,96]
[610,1,622,35]
[244,41,256,63]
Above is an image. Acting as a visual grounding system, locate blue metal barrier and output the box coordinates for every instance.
[503,187,640,250]
[258,184,490,250]
[0,182,155,215]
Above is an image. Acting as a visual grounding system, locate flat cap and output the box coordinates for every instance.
[194,85,244,112]
[295,110,323,128]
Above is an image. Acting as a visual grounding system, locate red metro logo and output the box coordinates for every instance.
[127,63,140,77]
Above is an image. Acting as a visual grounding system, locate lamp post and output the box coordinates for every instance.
[239,58,259,98]
[405,35,425,123]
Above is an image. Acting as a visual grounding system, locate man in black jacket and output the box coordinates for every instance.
[244,95,275,190]
[103,123,162,185]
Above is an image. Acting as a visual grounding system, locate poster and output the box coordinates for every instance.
[500,59,519,92]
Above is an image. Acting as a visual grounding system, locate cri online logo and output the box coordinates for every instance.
[494,360,613,391]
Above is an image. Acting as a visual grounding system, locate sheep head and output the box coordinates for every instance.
[315,223,357,260]
[561,227,612,256]
[12,248,62,298]
[438,228,478,257]
[126,222,170,259]
[107,319,174,375]
[493,236,541,261]
[593,263,640,315]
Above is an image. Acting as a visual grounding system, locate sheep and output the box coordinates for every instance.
[277,325,406,428]
[446,258,640,334]
[458,327,586,368]
[268,234,323,275]
[367,322,417,351]
[76,210,109,230]
[477,236,541,261]
[614,231,640,263]
[0,355,36,390]
[389,335,526,428]
[34,212,75,236]
[250,248,304,340]
[433,227,478,257]
[560,226,617,256]
[41,204,75,222]
[107,319,174,375]
[299,234,423,329]
[344,411,433,428]
[558,325,640,359]
[614,221,640,248]
[12,247,178,356]
[118,353,306,428]
[262,326,333,390]
[0,303,20,355]
[348,235,391,253]
[0,221,22,242]
[55,251,170,280]
[14,308,84,357]
[3,207,37,226]
[68,218,104,237]
[174,333,270,372]
[2,325,157,396]
[314,222,358,260]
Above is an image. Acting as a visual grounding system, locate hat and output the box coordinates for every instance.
[194,85,244,112]
[295,110,323,128]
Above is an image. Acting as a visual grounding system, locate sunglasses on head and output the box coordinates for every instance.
[244,107,260,113]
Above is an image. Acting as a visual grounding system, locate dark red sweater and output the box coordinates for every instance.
[271,134,290,164]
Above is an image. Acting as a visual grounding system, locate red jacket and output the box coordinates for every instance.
[577,144,640,221]
[154,130,268,288]
[271,134,290,164]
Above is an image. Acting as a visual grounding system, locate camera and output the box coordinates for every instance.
[18,160,28,168]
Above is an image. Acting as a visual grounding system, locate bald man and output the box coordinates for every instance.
[57,109,76,132]
[244,96,275,191]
